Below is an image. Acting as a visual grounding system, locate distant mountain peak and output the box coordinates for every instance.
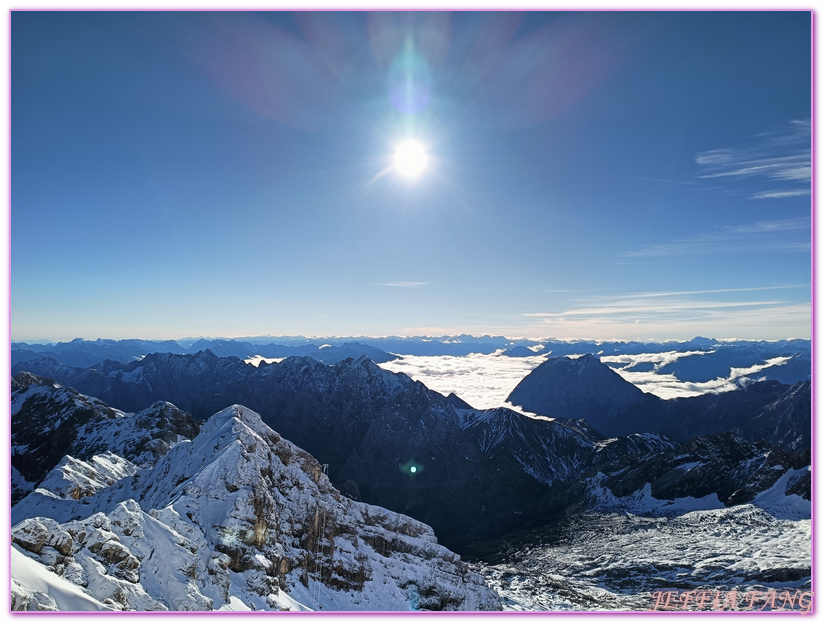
[506,354,652,429]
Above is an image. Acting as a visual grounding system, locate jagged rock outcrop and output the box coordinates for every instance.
[585,431,811,508]
[11,372,199,502]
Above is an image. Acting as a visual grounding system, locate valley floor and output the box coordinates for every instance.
[473,505,811,611]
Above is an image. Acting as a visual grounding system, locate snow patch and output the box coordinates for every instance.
[11,546,113,611]
[753,468,811,518]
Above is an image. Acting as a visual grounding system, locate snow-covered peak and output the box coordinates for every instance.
[13,403,501,611]
[193,404,267,439]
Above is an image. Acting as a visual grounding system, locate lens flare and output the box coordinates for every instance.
[387,52,432,114]
[400,460,423,476]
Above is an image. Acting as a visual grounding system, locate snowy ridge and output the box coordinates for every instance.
[11,373,199,504]
[586,473,725,514]
[37,453,139,501]
[12,405,501,611]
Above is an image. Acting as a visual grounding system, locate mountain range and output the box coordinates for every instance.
[13,349,810,548]
[12,335,811,386]
[11,342,811,611]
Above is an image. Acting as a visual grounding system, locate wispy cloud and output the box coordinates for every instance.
[695,119,810,198]
[520,287,810,341]
[727,217,810,234]
[641,177,718,192]
[551,299,785,317]
[752,189,812,200]
[376,281,430,288]
[616,284,807,298]
[621,216,810,259]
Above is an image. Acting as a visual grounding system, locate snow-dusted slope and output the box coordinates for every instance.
[37,453,139,501]
[472,438,811,612]
[586,431,810,508]
[11,546,113,611]
[11,372,199,502]
[12,405,501,611]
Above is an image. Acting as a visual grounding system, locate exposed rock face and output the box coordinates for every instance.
[12,405,501,612]
[11,372,199,503]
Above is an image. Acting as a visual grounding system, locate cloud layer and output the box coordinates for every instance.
[380,350,796,406]
[379,351,547,409]
[603,352,793,399]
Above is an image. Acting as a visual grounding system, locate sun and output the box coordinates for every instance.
[394,140,428,178]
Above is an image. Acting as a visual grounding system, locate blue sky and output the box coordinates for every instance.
[11,11,812,341]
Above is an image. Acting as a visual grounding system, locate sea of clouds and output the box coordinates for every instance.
[603,352,792,399]
[378,350,792,407]
[378,352,548,410]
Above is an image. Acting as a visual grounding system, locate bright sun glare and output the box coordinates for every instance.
[394,140,428,178]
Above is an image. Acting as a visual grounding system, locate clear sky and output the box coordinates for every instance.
[11,10,812,342]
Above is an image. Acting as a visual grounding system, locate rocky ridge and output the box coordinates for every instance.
[12,405,501,611]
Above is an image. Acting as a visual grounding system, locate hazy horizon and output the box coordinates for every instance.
[12,332,812,345]
[12,12,811,343]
